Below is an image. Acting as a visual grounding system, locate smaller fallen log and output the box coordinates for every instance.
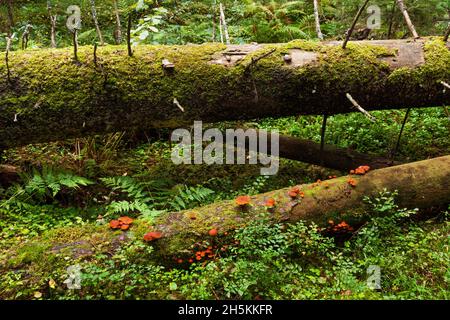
[255,130,398,171]
[151,155,450,256]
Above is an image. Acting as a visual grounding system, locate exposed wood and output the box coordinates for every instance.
[396,0,420,39]
[151,156,450,256]
[0,39,449,149]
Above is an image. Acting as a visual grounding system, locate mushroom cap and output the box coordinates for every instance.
[265,198,276,207]
[235,195,251,206]
[120,224,130,231]
[143,231,163,242]
[118,216,134,225]
[208,228,218,236]
[109,220,121,229]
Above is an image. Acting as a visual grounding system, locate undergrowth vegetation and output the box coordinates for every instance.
[0,0,449,301]
[0,107,449,300]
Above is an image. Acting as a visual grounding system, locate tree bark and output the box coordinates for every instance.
[0,39,449,149]
[152,155,450,256]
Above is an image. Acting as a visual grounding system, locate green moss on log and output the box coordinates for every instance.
[0,39,449,148]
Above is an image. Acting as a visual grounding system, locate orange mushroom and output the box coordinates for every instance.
[265,198,276,208]
[288,186,302,198]
[143,231,163,242]
[235,195,251,206]
[208,228,218,237]
[120,224,130,231]
[118,216,134,225]
[109,220,121,229]
[348,178,358,187]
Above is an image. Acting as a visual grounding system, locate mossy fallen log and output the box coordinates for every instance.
[152,155,450,256]
[245,130,399,171]
[0,38,449,149]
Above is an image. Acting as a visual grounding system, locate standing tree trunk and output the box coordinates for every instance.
[396,0,419,39]
[387,0,397,39]
[6,0,14,36]
[313,0,324,40]
[219,3,230,45]
[47,1,57,48]
[212,0,217,42]
[90,0,105,45]
[113,0,122,44]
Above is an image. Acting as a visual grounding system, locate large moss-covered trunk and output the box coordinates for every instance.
[153,155,450,256]
[0,39,449,148]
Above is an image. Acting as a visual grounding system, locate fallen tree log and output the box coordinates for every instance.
[151,155,450,256]
[0,164,20,186]
[246,130,399,171]
[1,38,449,148]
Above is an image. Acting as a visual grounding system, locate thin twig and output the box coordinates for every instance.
[442,81,450,90]
[391,108,411,159]
[73,29,78,61]
[93,42,98,67]
[343,0,371,49]
[346,93,376,122]
[320,114,328,165]
[127,13,133,57]
[244,48,276,72]
[5,36,11,83]
[396,0,420,39]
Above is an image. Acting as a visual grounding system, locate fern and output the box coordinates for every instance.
[100,176,214,219]
[1,168,93,208]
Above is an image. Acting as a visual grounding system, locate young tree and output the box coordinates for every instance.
[313,0,324,40]
[90,0,105,45]
[47,1,57,48]
[6,0,15,36]
[113,0,122,44]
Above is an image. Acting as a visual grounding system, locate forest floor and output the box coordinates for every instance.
[0,108,449,300]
